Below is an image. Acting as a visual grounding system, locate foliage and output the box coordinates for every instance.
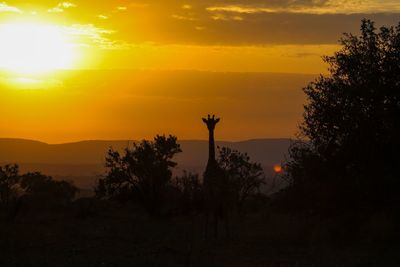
[0,164,21,211]
[0,165,78,220]
[285,19,400,213]
[217,147,265,213]
[20,172,79,206]
[96,135,182,215]
[174,171,202,213]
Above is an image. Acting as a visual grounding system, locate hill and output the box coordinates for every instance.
[0,138,291,192]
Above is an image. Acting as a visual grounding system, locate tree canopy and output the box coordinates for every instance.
[217,147,265,213]
[285,19,400,213]
[96,135,182,215]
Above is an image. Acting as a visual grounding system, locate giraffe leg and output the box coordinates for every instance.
[204,212,209,239]
[224,212,231,238]
[214,213,219,239]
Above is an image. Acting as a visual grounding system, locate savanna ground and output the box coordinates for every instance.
[1,200,398,267]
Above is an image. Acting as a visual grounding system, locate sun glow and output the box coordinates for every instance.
[0,22,77,74]
[274,164,283,173]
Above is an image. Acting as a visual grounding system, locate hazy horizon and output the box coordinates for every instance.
[0,136,294,144]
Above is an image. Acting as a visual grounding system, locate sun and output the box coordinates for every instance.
[0,22,77,74]
[273,164,283,173]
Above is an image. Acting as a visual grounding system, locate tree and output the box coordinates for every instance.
[0,165,20,211]
[20,172,79,207]
[285,19,400,213]
[96,135,182,215]
[217,147,265,214]
[0,165,78,220]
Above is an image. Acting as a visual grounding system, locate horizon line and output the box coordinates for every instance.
[0,137,294,145]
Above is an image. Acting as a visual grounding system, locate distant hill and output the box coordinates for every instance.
[0,138,291,191]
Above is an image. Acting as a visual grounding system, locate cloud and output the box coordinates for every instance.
[60,2,76,8]
[0,2,21,13]
[206,1,400,15]
[97,15,109,20]
[172,14,197,21]
[89,1,399,46]
[4,0,399,48]
[63,24,119,49]
[48,2,76,13]
[210,13,244,21]
[115,11,399,46]
[48,7,64,13]
[207,6,276,14]
[232,16,244,21]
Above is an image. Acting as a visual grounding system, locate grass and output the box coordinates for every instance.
[0,200,399,266]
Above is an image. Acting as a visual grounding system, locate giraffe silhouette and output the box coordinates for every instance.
[202,114,231,238]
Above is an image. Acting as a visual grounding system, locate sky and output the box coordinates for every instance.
[0,1,399,143]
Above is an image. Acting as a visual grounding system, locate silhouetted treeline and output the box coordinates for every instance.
[0,165,78,221]
[0,136,266,222]
[95,135,265,218]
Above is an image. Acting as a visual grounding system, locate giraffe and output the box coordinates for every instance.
[202,114,231,238]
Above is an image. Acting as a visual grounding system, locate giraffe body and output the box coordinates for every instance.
[202,115,231,238]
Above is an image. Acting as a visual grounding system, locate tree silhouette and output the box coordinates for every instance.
[0,165,78,220]
[0,165,20,204]
[217,147,265,215]
[285,19,400,213]
[0,165,20,219]
[20,172,79,207]
[96,135,182,215]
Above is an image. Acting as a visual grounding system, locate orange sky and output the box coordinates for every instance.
[0,1,399,143]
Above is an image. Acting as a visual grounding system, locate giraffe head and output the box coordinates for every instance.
[202,114,220,131]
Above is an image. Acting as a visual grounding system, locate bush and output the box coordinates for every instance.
[20,172,79,208]
[174,171,202,214]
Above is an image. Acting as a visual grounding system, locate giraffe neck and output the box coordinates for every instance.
[208,129,216,166]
